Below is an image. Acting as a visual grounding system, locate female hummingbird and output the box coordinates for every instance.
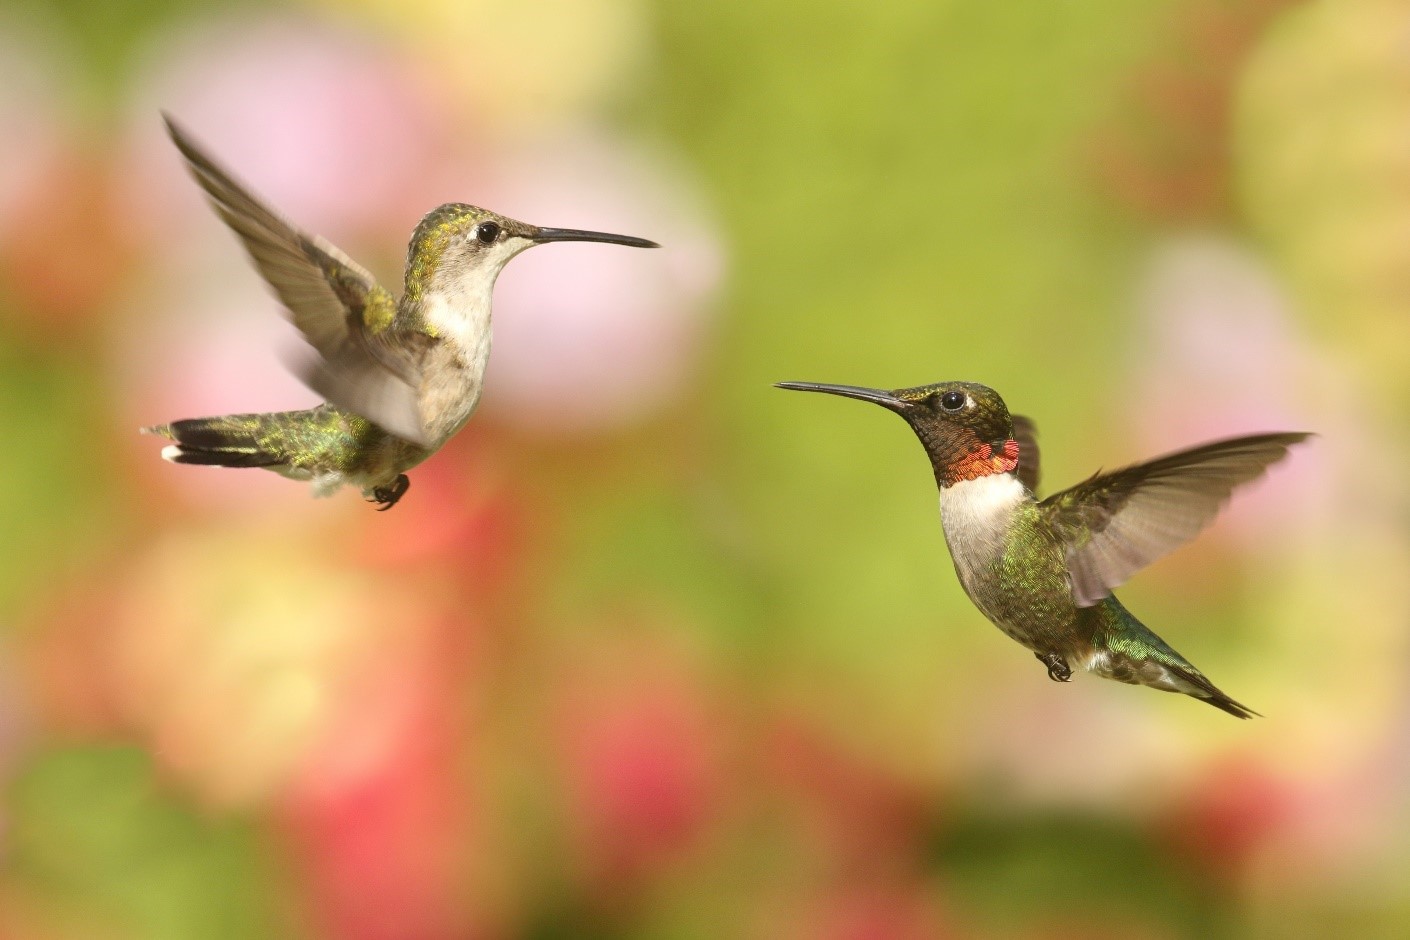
[144,115,658,509]
[776,379,1310,718]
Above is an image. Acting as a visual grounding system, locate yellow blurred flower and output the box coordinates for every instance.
[315,0,649,132]
[108,525,433,809]
[1238,0,1410,394]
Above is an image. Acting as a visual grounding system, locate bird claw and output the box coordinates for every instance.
[369,474,410,511]
[1036,651,1072,682]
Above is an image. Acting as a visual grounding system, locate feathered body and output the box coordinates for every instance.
[145,116,656,508]
[778,379,1310,718]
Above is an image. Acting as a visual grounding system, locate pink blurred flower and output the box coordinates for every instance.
[31,527,507,936]
[476,131,725,434]
[1130,235,1342,538]
[119,13,446,246]
[116,265,332,517]
[942,676,1195,807]
[107,13,454,516]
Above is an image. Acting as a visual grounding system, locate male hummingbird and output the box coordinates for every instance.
[776,379,1310,718]
[144,115,658,509]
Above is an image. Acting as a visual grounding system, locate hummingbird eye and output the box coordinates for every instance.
[474,221,501,244]
[939,390,966,412]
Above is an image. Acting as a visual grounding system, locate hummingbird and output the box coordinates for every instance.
[143,115,658,509]
[776,379,1310,718]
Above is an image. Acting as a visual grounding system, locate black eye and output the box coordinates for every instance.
[940,390,966,411]
[475,221,500,244]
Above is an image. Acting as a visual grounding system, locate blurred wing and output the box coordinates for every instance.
[165,114,431,445]
[1040,432,1310,607]
[292,346,429,445]
[1012,415,1040,493]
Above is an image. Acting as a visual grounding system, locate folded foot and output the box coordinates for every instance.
[369,474,410,511]
[1035,651,1072,682]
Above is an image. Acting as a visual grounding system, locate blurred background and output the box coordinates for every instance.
[2,0,1408,936]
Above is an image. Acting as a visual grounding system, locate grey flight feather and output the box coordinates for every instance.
[162,113,433,446]
[1011,415,1040,493]
[1040,431,1312,607]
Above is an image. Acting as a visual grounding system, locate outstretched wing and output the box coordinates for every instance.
[164,114,431,445]
[1011,415,1040,493]
[1040,432,1310,607]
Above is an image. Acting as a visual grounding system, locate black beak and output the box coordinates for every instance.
[532,226,659,249]
[774,382,911,413]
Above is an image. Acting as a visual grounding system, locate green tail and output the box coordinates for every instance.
[144,409,320,470]
[1098,597,1259,720]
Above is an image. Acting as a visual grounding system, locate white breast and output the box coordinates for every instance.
[418,285,495,444]
[938,473,1027,585]
[423,282,493,363]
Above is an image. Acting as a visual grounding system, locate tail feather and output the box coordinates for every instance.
[1093,596,1259,719]
[1160,660,1260,720]
[143,414,288,469]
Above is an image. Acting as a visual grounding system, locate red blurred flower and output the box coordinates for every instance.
[553,633,728,897]
[282,611,496,940]
[0,147,136,338]
[757,881,953,940]
[763,712,932,875]
[20,571,129,737]
[348,429,526,598]
[1161,756,1300,879]
[1087,0,1299,223]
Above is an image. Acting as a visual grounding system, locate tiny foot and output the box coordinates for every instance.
[369,474,410,511]
[1035,651,1072,683]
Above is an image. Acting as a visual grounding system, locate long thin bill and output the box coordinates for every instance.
[533,226,659,248]
[773,382,911,411]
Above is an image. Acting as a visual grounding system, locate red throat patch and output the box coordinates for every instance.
[949,439,1020,484]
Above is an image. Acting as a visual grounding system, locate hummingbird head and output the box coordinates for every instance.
[775,380,1020,487]
[405,203,658,299]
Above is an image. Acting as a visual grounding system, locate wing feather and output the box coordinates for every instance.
[1040,432,1311,606]
[1012,415,1040,493]
[164,114,431,445]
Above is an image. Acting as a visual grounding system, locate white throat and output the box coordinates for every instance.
[938,473,1027,581]
[419,240,529,356]
[422,273,496,355]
